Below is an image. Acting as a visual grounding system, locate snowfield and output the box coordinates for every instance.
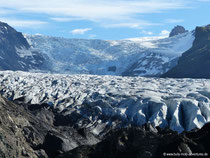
[0,71,209,133]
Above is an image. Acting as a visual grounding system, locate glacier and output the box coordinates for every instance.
[0,71,209,133]
[25,31,195,76]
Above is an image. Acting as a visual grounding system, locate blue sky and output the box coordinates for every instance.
[0,0,210,40]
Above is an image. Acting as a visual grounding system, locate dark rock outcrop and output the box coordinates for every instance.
[0,96,100,158]
[58,123,210,158]
[162,25,210,78]
[0,95,48,157]
[42,131,73,157]
[108,66,117,72]
[0,21,45,71]
[169,25,188,37]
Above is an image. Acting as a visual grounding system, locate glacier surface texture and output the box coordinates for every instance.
[0,71,209,133]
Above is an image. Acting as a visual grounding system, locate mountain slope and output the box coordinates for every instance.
[0,94,101,158]
[162,25,210,78]
[0,21,45,71]
[0,95,49,157]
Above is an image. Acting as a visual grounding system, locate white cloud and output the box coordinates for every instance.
[102,21,160,29]
[0,0,189,28]
[35,33,43,36]
[50,17,83,22]
[0,10,10,15]
[103,23,143,29]
[0,8,19,16]
[159,30,170,36]
[141,30,153,35]
[0,18,47,28]
[0,0,188,18]
[71,28,92,35]
[165,19,184,23]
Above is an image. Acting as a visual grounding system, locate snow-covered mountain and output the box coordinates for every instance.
[0,71,209,133]
[0,21,195,76]
[25,30,194,76]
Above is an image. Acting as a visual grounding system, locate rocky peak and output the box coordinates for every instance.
[169,25,188,37]
[0,21,45,71]
[0,21,15,34]
[0,21,30,48]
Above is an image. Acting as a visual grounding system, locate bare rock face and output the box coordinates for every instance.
[42,131,73,157]
[0,96,100,158]
[163,25,210,78]
[0,96,48,158]
[169,25,188,37]
[0,21,46,71]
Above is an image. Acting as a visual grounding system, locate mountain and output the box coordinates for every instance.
[0,21,46,71]
[121,33,193,76]
[0,71,209,133]
[169,25,188,37]
[0,21,196,76]
[162,25,210,78]
[25,31,194,76]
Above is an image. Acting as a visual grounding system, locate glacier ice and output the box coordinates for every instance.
[25,32,195,76]
[0,71,209,133]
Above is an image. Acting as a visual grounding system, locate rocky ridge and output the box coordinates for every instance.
[163,25,210,78]
[169,25,188,37]
[0,21,46,71]
[0,95,100,158]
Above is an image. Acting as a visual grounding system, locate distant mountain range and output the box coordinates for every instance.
[0,21,210,78]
